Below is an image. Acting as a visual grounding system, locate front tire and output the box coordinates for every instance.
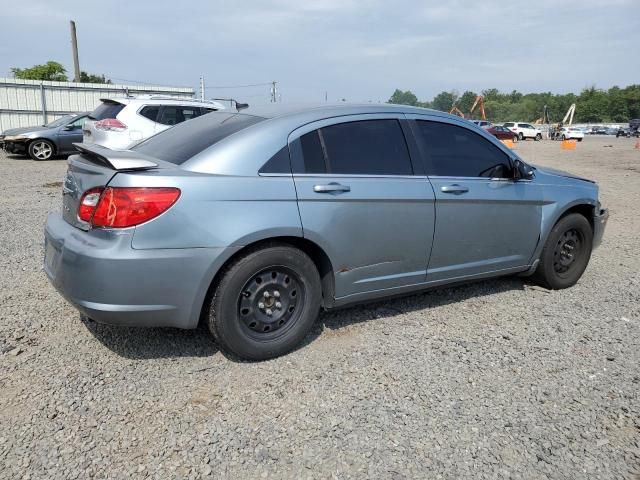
[535,133,542,141]
[532,213,593,290]
[208,245,322,360]
[28,139,54,160]
[577,137,583,142]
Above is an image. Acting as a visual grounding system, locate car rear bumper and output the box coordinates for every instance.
[44,213,235,329]
[593,208,608,249]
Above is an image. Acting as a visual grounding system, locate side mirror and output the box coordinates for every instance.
[513,159,534,180]
[62,125,74,131]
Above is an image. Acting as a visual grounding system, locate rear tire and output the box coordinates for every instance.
[28,139,54,160]
[577,138,583,142]
[208,245,322,361]
[561,134,566,140]
[532,213,593,290]
[518,132,524,141]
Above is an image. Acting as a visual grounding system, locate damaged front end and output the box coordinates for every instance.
[1,135,28,154]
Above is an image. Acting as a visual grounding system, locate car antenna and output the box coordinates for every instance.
[211,98,249,112]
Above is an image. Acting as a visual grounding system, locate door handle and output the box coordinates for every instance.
[313,182,351,194]
[440,184,469,194]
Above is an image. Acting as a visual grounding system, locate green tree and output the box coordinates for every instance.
[431,91,457,112]
[388,89,419,106]
[455,91,477,115]
[623,84,640,118]
[577,86,609,122]
[11,61,68,81]
[79,71,112,84]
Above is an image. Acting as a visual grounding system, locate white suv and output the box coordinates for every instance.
[83,96,225,150]
[503,122,542,141]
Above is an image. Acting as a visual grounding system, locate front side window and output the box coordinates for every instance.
[414,120,512,178]
[293,119,413,175]
[67,116,86,129]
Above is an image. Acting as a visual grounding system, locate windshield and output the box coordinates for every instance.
[132,112,266,165]
[46,115,76,128]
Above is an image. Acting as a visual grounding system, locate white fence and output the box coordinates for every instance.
[0,78,195,132]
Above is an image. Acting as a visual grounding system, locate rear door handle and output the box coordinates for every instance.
[313,182,351,194]
[440,184,469,194]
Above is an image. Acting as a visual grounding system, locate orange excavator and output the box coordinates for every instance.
[449,95,486,120]
[469,95,486,120]
[449,105,465,118]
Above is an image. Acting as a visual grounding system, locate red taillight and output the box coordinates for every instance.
[94,118,127,131]
[78,187,104,223]
[77,187,180,228]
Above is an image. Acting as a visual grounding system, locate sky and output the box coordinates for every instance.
[1,0,638,104]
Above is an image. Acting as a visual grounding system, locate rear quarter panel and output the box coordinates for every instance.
[107,171,302,249]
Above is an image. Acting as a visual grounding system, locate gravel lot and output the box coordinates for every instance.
[1,136,639,479]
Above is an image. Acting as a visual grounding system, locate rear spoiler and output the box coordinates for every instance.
[73,143,158,171]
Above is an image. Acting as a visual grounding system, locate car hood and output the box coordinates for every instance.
[1,126,49,136]
[534,165,595,184]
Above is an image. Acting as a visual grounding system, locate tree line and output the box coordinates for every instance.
[10,61,111,84]
[388,85,640,124]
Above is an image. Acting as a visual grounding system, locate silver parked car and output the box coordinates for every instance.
[44,104,608,360]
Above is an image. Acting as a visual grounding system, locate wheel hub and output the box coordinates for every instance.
[238,268,301,335]
[553,229,581,274]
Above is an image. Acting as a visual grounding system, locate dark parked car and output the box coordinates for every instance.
[0,113,89,160]
[486,125,518,141]
[616,119,640,137]
[44,104,608,360]
[589,126,608,135]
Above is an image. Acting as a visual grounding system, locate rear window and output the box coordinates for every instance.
[131,112,265,165]
[89,101,125,120]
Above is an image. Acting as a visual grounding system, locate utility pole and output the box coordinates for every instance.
[325,91,328,102]
[200,76,205,101]
[271,81,277,103]
[70,20,81,82]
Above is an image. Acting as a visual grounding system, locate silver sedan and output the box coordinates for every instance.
[44,104,608,360]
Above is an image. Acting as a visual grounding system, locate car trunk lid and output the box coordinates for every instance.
[62,143,162,230]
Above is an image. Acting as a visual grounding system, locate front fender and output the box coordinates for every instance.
[529,197,598,265]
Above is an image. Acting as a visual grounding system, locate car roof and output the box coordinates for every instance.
[99,96,225,110]
[241,102,460,120]
[181,103,520,175]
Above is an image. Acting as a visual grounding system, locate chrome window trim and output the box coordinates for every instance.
[287,113,407,143]
[259,172,430,179]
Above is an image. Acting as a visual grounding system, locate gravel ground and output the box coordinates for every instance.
[0,136,639,480]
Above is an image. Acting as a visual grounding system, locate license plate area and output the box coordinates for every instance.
[44,238,62,277]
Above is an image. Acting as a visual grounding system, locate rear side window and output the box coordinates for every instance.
[131,112,265,165]
[139,106,160,122]
[503,122,514,127]
[414,120,512,178]
[293,119,412,175]
[89,101,125,120]
[157,106,201,126]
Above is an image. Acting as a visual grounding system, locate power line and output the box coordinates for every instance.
[205,82,272,89]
